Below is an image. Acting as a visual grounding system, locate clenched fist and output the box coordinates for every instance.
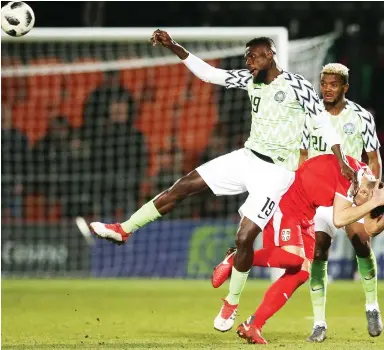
[150,29,176,48]
[150,29,189,60]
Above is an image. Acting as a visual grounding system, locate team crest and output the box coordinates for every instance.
[281,229,291,242]
[343,123,355,135]
[274,91,286,103]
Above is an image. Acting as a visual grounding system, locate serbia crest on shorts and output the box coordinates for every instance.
[281,229,291,242]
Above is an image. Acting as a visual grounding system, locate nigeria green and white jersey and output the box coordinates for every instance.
[301,99,380,160]
[183,54,342,172]
[223,70,339,171]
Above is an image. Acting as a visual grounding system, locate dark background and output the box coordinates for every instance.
[26,1,384,127]
[2,1,384,224]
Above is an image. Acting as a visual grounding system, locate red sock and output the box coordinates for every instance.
[253,247,304,269]
[252,269,309,329]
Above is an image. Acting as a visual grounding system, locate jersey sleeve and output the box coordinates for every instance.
[183,53,251,90]
[361,114,380,151]
[362,112,380,152]
[346,101,381,152]
[283,71,342,148]
[300,114,311,150]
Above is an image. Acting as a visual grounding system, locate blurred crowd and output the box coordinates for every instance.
[1,66,250,223]
[3,61,383,224]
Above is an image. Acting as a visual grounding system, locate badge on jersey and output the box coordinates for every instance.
[343,122,356,135]
[274,91,286,103]
[281,229,291,242]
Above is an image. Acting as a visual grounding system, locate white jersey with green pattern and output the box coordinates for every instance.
[301,99,380,160]
[223,70,341,171]
[243,74,306,171]
[183,54,342,171]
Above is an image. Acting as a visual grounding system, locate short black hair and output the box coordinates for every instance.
[246,37,276,54]
[371,205,384,219]
[370,182,384,218]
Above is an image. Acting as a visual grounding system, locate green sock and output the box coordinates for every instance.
[356,250,378,306]
[225,267,250,305]
[121,200,161,233]
[309,260,328,325]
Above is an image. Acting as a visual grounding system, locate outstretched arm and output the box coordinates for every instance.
[333,181,384,228]
[151,29,251,89]
[333,193,382,228]
[367,150,382,180]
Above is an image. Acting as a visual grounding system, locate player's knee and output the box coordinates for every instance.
[313,245,328,261]
[236,222,260,248]
[235,231,254,248]
[351,235,371,258]
[313,231,331,261]
[297,269,310,284]
[168,176,190,200]
[284,268,309,284]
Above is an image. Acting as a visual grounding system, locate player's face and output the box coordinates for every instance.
[245,45,273,77]
[320,74,349,105]
[354,176,375,206]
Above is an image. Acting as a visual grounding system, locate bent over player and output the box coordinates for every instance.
[300,63,382,342]
[211,154,384,344]
[90,30,353,323]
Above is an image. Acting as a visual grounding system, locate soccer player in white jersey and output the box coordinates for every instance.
[300,63,383,342]
[90,30,354,332]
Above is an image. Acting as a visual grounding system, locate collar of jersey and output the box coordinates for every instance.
[253,72,284,88]
[321,99,350,116]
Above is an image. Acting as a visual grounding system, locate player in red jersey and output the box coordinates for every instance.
[211,154,384,344]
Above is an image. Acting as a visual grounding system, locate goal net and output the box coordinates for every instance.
[1,28,339,278]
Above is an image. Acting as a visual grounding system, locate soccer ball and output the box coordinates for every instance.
[1,1,35,37]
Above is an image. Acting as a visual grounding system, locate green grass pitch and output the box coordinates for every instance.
[2,279,384,349]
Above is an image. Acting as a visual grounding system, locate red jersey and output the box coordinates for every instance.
[280,155,367,221]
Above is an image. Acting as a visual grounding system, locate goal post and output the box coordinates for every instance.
[1,27,289,76]
[1,27,340,279]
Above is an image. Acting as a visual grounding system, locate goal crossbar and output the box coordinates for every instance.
[1,27,289,75]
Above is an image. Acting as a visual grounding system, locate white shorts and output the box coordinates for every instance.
[196,148,294,229]
[314,206,364,240]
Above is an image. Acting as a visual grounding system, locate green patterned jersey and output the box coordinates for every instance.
[242,74,306,171]
[301,99,380,160]
[223,70,340,171]
[183,54,342,172]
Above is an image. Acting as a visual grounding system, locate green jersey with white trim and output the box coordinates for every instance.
[301,99,380,160]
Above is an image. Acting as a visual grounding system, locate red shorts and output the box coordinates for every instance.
[263,208,315,260]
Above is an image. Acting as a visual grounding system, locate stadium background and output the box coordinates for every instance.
[2,1,384,280]
[2,2,384,349]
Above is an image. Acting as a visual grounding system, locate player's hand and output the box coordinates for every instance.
[340,161,355,181]
[371,180,384,206]
[150,29,176,48]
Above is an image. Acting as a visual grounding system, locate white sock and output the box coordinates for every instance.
[366,302,380,312]
[314,320,327,328]
[225,267,250,305]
